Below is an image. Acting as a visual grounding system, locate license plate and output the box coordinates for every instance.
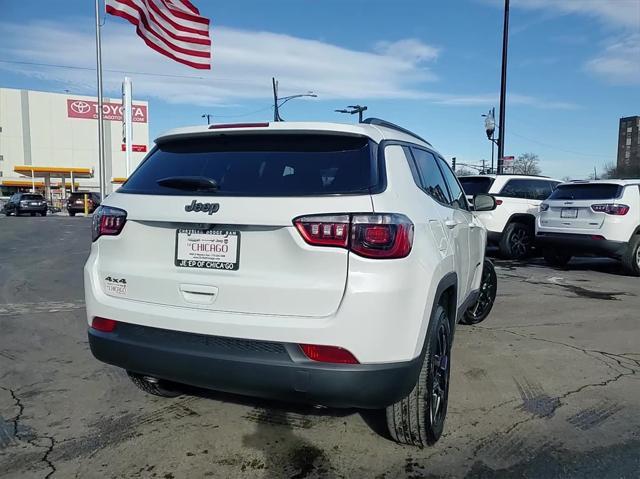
[175,229,240,270]
[561,208,578,219]
[30,202,39,206]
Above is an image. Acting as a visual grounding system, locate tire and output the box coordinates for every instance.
[30,212,36,217]
[385,304,451,447]
[499,222,533,260]
[461,259,497,325]
[41,210,47,217]
[68,211,76,217]
[543,248,572,268]
[127,372,182,398]
[622,236,640,277]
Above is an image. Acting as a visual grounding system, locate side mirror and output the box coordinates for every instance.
[473,194,497,212]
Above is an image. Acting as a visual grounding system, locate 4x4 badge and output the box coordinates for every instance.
[185,200,220,215]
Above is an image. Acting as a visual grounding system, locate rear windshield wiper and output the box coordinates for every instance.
[157,176,219,192]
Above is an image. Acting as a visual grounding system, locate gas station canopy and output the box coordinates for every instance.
[13,166,93,196]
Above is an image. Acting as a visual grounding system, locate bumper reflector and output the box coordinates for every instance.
[300,344,359,364]
[91,317,118,332]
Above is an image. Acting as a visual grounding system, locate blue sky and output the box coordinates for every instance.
[1,0,639,179]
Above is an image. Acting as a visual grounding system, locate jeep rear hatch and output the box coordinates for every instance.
[542,183,624,230]
[96,132,381,317]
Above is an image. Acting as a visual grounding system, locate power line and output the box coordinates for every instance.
[0,59,264,85]
[509,130,613,159]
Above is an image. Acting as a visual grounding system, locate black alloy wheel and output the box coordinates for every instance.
[507,225,530,259]
[430,321,450,428]
[461,259,497,325]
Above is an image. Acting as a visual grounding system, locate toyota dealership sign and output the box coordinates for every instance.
[67,99,148,123]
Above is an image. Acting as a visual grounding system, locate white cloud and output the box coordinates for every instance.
[585,33,640,85]
[481,0,640,86]
[0,19,577,110]
[0,20,440,104]
[481,0,640,29]
[375,39,440,64]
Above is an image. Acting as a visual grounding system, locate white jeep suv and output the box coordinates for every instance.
[537,179,640,276]
[459,174,561,259]
[85,119,497,446]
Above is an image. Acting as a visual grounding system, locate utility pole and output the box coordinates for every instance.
[452,157,457,172]
[272,77,280,122]
[202,113,213,124]
[497,0,510,174]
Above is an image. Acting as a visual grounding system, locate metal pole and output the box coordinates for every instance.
[272,77,279,122]
[95,0,106,199]
[497,0,509,174]
[122,76,133,177]
[491,107,495,172]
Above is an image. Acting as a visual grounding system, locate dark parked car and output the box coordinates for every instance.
[3,193,48,216]
[67,192,101,216]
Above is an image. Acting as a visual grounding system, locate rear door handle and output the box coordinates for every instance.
[445,219,459,229]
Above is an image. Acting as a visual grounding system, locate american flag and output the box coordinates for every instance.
[105,0,211,70]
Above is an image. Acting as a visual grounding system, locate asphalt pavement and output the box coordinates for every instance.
[0,216,639,478]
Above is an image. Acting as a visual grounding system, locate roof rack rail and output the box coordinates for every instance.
[362,118,431,146]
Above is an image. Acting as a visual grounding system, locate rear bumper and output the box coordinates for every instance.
[17,206,47,213]
[88,322,422,409]
[536,232,627,258]
[67,205,95,213]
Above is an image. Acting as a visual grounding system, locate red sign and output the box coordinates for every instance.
[67,99,148,123]
[121,144,148,152]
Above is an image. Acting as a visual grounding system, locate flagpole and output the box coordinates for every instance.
[95,0,106,199]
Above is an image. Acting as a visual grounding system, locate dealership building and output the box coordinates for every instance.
[0,87,150,200]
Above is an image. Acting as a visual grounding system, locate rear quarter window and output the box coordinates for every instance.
[458,177,495,196]
[549,184,623,200]
[120,134,382,196]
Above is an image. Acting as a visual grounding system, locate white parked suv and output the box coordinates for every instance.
[459,175,561,259]
[84,119,498,446]
[537,179,640,276]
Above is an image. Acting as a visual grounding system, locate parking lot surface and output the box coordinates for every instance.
[1,216,639,478]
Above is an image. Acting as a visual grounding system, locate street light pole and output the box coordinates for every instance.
[497,0,510,174]
[271,77,317,122]
[202,114,212,124]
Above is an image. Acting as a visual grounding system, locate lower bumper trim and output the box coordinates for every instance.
[88,322,423,409]
[536,232,627,258]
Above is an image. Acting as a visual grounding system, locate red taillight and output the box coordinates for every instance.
[294,215,349,247]
[300,344,359,364]
[351,215,414,259]
[91,317,118,332]
[92,206,127,241]
[496,199,503,206]
[209,122,269,129]
[293,214,414,259]
[591,204,629,215]
[591,235,605,240]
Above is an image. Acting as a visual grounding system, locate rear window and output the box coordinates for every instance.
[22,194,44,200]
[549,184,623,200]
[458,177,495,196]
[120,134,381,196]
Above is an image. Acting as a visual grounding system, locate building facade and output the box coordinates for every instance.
[617,116,640,171]
[0,87,150,198]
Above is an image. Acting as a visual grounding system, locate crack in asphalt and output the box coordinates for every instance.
[467,327,638,462]
[1,386,57,478]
